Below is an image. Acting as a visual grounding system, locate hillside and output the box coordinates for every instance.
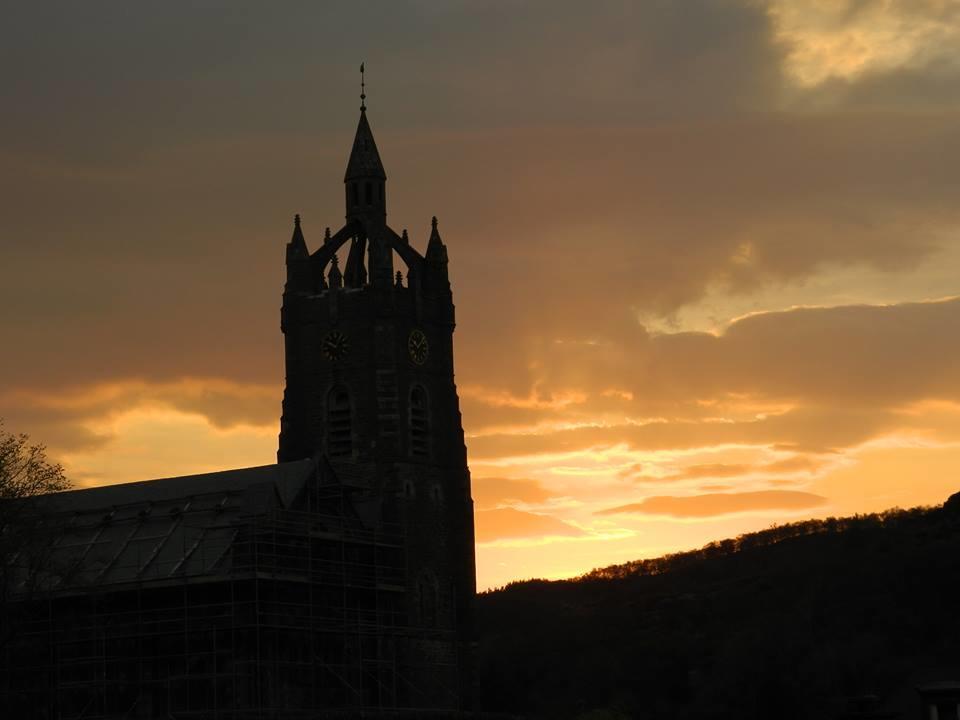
[476,492,960,719]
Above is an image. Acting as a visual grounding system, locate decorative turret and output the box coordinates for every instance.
[327,253,343,290]
[284,214,312,293]
[290,214,306,253]
[425,216,448,265]
[424,216,450,294]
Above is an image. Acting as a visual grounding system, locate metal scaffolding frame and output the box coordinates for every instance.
[0,485,463,719]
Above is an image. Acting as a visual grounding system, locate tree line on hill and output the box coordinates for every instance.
[476,493,960,719]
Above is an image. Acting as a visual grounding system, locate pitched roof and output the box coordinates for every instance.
[21,461,318,593]
[43,460,316,514]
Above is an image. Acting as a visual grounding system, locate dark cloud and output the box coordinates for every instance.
[520,296,960,414]
[809,65,960,111]
[0,412,110,455]
[597,489,827,518]
[21,107,949,400]
[658,297,960,408]
[1,1,958,484]
[0,380,279,457]
[0,0,782,161]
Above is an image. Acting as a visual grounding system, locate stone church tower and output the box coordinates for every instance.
[278,91,477,709]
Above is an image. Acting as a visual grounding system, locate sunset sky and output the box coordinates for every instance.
[2,1,960,590]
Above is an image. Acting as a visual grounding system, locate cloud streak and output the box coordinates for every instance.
[597,490,828,518]
[475,507,584,544]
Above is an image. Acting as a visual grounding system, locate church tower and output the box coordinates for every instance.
[278,81,476,710]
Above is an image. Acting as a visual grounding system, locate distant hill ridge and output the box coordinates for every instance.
[476,491,960,720]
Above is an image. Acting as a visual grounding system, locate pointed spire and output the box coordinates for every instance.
[289,213,307,255]
[285,214,312,293]
[425,216,449,270]
[428,217,441,246]
[344,108,386,182]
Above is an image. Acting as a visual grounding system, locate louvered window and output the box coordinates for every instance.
[327,387,352,457]
[418,572,438,627]
[409,386,429,457]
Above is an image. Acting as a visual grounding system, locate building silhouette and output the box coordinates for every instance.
[0,92,477,718]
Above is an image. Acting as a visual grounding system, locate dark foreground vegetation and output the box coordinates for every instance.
[476,492,960,719]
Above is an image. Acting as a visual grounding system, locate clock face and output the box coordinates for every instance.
[321,331,349,361]
[408,329,429,365]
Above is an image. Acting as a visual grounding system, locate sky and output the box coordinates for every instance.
[2,0,960,590]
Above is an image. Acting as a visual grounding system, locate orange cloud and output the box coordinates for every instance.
[474,507,584,543]
[472,477,555,510]
[770,0,960,88]
[623,455,825,482]
[0,378,279,454]
[467,406,892,460]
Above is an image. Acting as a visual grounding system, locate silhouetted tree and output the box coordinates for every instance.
[0,422,71,649]
[0,422,69,502]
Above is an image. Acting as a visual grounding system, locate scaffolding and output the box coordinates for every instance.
[0,470,463,719]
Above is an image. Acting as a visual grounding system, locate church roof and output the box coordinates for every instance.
[344,109,386,181]
[19,461,319,594]
[44,460,316,513]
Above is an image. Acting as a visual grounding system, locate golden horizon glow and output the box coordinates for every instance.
[2,2,959,591]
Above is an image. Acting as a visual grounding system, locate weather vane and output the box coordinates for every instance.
[360,62,366,111]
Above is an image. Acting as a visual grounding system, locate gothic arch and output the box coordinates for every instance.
[310,222,425,289]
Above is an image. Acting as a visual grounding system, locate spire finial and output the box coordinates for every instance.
[294,213,300,228]
[360,62,366,112]
[431,216,438,230]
